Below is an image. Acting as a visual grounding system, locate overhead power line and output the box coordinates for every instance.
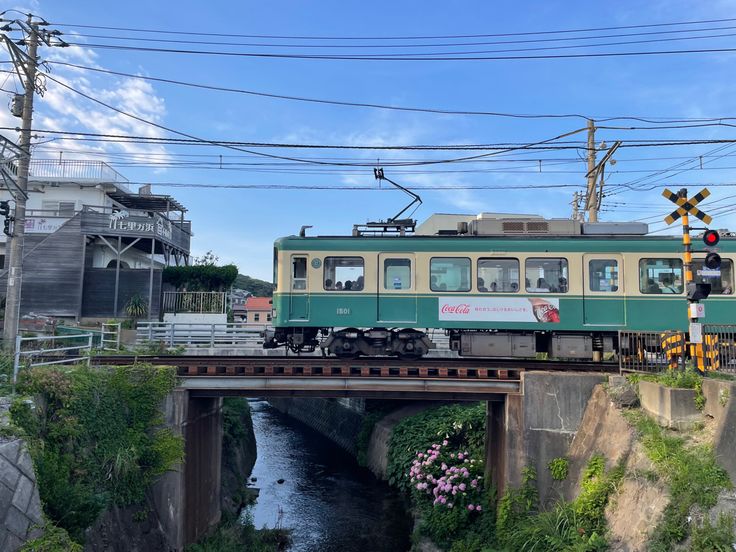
[35,74,589,167]
[62,24,736,49]
[46,61,736,124]
[50,17,736,40]
[65,42,736,61]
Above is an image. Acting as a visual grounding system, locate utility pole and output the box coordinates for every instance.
[0,13,67,348]
[585,119,598,222]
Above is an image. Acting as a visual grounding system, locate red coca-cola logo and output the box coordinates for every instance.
[441,303,471,315]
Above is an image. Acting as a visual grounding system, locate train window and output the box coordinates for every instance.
[525,258,569,293]
[639,258,683,294]
[291,256,307,291]
[384,258,411,290]
[430,257,471,292]
[692,258,734,295]
[589,259,619,292]
[324,257,364,291]
[477,258,519,292]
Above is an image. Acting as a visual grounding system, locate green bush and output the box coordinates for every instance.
[11,364,184,544]
[163,264,238,291]
[20,522,82,552]
[386,403,490,547]
[690,513,735,552]
[548,457,569,481]
[186,511,290,552]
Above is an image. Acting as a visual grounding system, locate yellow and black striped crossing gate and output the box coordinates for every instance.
[660,332,686,370]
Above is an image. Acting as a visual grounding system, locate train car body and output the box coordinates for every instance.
[264,216,736,359]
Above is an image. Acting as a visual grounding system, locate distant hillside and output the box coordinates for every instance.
[235,274,274,297]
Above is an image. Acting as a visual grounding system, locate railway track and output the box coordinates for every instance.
[91,355,618,380]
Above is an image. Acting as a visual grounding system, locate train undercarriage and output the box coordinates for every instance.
[262,327,617,360]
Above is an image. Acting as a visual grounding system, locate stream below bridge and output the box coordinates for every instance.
[244,399,413,552]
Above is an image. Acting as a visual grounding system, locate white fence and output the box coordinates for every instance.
[101,322,121,351]
[137,322,265,348]
[13,334,93,385]
[162,292,227,314]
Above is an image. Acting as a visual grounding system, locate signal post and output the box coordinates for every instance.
[662,187,721,371]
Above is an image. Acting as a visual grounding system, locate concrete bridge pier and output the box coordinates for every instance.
[484,372,607,504]
[152,390,223,550]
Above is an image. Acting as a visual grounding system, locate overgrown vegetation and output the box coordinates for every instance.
[20,521,83,552]
[629,367,706,410]
[386,403,493,549]
[186,511,290,552]
[548,457,569,481]
[495,456,622,552]
[163,250,238,291]
[10,364,184,544]
[689,513,735,552]
[624,409,732,551]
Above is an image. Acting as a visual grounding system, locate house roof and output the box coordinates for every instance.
[245,297,272,311]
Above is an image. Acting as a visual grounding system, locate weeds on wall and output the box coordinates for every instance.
[628,368,706,410]
[624,409,732,551]
[10,364,184,544]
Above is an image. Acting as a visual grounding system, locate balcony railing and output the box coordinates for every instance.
[29,160,130,191]
[80,207,191,251]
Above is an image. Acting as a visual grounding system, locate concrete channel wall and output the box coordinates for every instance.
[270,371,607,505]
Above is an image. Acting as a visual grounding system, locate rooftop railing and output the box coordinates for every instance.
[29,160,130,191]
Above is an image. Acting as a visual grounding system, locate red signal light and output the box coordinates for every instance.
[703,229,720,247]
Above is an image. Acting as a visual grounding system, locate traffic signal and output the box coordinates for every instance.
[3,217,11,237]
[687,282,711,301]
[702,229,721,270]
[0,201,9,217]
[705,252,722,270]
[703,229,720,247]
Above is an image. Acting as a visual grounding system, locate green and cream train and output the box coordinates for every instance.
[263,215,735,360]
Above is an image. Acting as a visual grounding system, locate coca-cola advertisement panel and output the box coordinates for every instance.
[438,297,560,323]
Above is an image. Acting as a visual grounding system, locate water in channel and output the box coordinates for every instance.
[245,399,412,552]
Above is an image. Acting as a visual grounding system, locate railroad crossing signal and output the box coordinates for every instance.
[662,188,712,225]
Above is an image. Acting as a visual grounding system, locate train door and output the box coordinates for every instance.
[377,253,417,324]
[582,254,625,326]
[288,255,309,321]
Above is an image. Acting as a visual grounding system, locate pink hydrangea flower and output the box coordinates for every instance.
[468,504,475,511]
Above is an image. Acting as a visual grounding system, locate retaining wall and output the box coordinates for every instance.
[0,439,43,552]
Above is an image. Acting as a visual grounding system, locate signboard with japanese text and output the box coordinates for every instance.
[25,217,68,234]
[438,297,560,323]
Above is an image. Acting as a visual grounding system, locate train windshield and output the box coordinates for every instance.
[273,247,278,292]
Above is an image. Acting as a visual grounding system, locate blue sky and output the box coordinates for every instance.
[2,0,736,279]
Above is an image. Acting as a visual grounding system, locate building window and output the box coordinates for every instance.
[41,200,75,217]
[291,256,307,291]
[430,257,471,292]
[267,313,272,322]
[639,258,683,294]
[589,259,619,292]
[693,258,734,295]
[525,258,569,293]
[477,258,519,292]
[254,313,260,322]
[324,257,364,291]
[384,258,411,290]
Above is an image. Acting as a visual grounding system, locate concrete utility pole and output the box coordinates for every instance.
[0,13,67,348]
[3,16,38,347]
[585,119,598,223]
